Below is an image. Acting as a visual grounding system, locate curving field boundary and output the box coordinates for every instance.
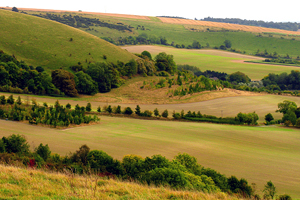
[158,17,300,35]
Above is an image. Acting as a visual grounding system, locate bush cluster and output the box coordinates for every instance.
[0,135,256,197]
[0,95,99,127]
[31,13,133,32]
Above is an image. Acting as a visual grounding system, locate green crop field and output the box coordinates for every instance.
[1,117,300,198]
[123,45,300,80]
[0,9,136,70]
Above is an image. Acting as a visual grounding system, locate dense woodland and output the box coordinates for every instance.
[202,17,300,32]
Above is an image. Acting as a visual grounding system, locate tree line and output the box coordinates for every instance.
[30,13,133,32]
[202,17,300,32]
[178,63,300,96]
[0,133,289,199]
[0,95,99,127]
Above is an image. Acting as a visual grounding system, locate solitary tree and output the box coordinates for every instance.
[115,105,121,114]
[154,108,159,117]
[224,39,232,48]
[97,106,101,113]
[265,113,274,123]
[162,109,169,118]
[106,105,112,114]
[263,181,276,199]
[12,7,19,12]
[86,103,92,112]
[16,96,22,105]
[135,105,141,116]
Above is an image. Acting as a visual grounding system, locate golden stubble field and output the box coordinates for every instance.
[158,17,300,35]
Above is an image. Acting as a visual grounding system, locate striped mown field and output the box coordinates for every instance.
[1,117,300,198]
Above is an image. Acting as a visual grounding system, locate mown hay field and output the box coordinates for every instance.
[1,116,300,198]
[122,45,300,80]
[2,88,300,122]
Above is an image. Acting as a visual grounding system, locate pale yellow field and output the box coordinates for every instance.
[158,17,300,35]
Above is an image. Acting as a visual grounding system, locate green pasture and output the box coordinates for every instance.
[1,117,300,198]
[0,9,136,70]
[123,45,300,80]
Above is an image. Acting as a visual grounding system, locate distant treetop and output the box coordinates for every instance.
[201,17,300,31]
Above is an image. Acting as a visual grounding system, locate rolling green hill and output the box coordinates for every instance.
[20,9,300,58]
[0,9,137,71]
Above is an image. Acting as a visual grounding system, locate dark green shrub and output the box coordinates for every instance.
[162,109,168,118]
[145,167,188,189]
[2,134,30,154]
[278,194,292,200]
[144,155,170,171]
[135,105,141,115]
[35,143,51,162]
[122,155,145,179]
[124,107,133,115]
[154,108,159,117]
[6,95,14,105]
[0,140,6,153]
[87,150,114,173]
[106,105,112,114]
[115,105,121,114]
[0,95,6,105]
[86,103,92,112]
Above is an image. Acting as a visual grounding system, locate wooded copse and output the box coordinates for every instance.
[0,96,99,128]
[0,50,175,96]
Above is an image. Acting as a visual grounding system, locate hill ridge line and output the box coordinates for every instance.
[0,7,151,20]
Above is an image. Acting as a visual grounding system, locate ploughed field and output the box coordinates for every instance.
[1,116,300,198]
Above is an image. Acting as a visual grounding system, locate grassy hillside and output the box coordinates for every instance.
[0,9,136,71]
[1,116,300,198]
[19,9,300,58]
[0,165,241,200]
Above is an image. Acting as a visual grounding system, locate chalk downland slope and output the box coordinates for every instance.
[0,9,136,70]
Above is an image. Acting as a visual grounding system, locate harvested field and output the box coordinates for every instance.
[1,92,300,123]
[0,7,151,20]
[1,117,300,198]
[158,17,300,35]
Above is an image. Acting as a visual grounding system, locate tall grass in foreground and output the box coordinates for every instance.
[0,164,243,200]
